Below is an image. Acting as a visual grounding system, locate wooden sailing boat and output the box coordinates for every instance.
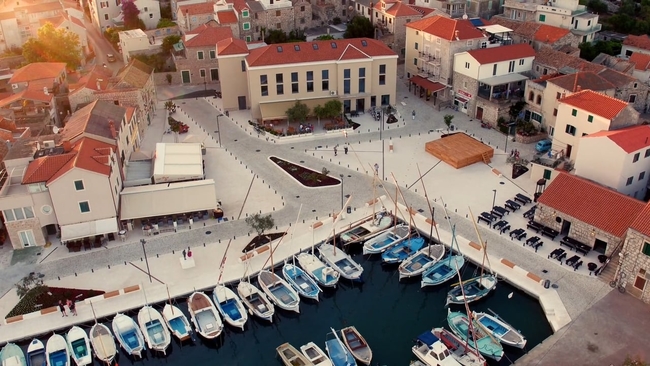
[214,239,248,330]
[162,286,193,342]
[88,301,117,365]
[297,221,340,288]
[237,259,275,322]
[283,206,322,301]
[363,184,409,255]
[319,196,364,281]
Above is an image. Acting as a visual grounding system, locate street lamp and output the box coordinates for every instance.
[340,174,344,210]
[140,239,152,283]
[380,106,386,181]
[216,113,223,147]
[492,189,497,210]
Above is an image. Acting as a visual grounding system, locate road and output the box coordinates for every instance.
[81,12,124,73]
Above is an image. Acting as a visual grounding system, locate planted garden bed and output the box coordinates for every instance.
[270,157,340,188]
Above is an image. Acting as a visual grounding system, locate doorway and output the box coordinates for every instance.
[593,238,607,254]
[356,98,365,113]
[238,96,246,110]
[560,219,572,235]
[181,70,190,84]
[566,144,572,158]
[476,107,484,120]
[343,100,351,113]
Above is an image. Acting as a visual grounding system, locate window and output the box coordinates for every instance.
[210,68,219,81]
[531,112,542,123]
[413,58,418,66]
[301,5,305,10]
[74,180,84,190]
[291,72,299,93]
[508,61,515,73]
[587,115,593,122]
[28,182,47,193]
[528,91,534,101]
[276,10,281,16]
[571,109,577,117]
[543,169,552,180]
[634,153,640,162]
[359,67,366,93]
[209,50,216,59]
[246,35,252,42]
[519,59,524,65]
[306,71,313,92]
[465,62,470,69]
[565,124,576,136]
[2,209,14,222]
[24,207,34,219]
[197,51,204,60]
[553,108,557,116]
[241,60,246,72]
[436,38,441,44]
[539,14,545,22]
[277,73,284,95]
[104,14,109,20]
[79,201,90,213]
[634,275,647,290]
[643,242,650,256]
[276,23,281,29]
[343,69,351,94]
[626,176,634,186]
[379,64,386,85]
[18,230,35,247]
[200,69,206,78]
[260,75,268,96]
[243,22,250,30]
[629,94,637,103]
[467,40,473,46]
[556,92,561,100]
[492,64,497,75]
[646,148,650,158]
[322,70,329,90]
[634,82,638,88]
[242,9,249,17]
[640,171,646,181]
[415,42,419,50]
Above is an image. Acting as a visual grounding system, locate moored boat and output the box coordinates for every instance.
[112,313,145,357]
[66,326,91,366]
[411,330,461,366]
[362,224,410,255]
[446,275,497,306]
[432,328,486,366]
[340,326,372,365]
[398,244,446,280]
[381,236,426,264]
[447,311,503,361]
[1,343,26,366]
[237,280,275,322]
[137,306,171,354]
[318,244,363,281]
[45,334,69,366]
[276,343,313,366]
[338,212,392,246]
[88,323,116,364]
[213,285,248,330]
[472,311,527,349]
[187,291,223,339]
[283,262,321,301]
[421,255,465,288]
[300,342,333,366]
[26,339,46,366]
[162,304,192,342]
[258,270,301,313]
[296,252,340,288]
[325,328,356,366]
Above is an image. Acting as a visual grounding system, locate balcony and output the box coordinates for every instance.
[477,86,524,104]
[571,23,602,36]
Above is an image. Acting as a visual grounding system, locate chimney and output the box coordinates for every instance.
[108,119,117,139]
[455,30,459,41]
[62,140,72,152]
[96,78,103,90]
[576,85,581,91]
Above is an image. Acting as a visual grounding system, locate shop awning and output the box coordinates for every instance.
[409,76,446,93]
[60,217,119,242]
[259,97,337,121]
[479,73,528,86]
[120,179,217,220]
[455,94,470,103]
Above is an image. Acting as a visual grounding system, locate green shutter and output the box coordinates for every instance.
[643,242,650,256]
[543,169,552,180]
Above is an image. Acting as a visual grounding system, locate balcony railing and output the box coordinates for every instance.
[477,88,524,103]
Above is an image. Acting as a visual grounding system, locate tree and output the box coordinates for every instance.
[323,100,343,119]
[586,0,608,13]
[315,34,336,40]
[122,0,145,30]
[443,114,454,133]
[286,101,310,123]
[157,18,176,28]
[264,29,288,44]
[245,213,274,237]
[162,34,181,54]
[104,26,124,47]
[23,23,81,69]
[16,273,45,299]
[508,101,527,122]
[344,16,375,39]
[160,4,172,19]
[313,104,327,124]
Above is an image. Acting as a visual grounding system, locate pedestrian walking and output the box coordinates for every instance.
[412,110,416,120]
[187,248,193,258]
[67,299,77,316]
[182,249,187,260]
[334,144,338,156]
[344,146,348,155]
[58,300,67,317]
[374,163,379,175]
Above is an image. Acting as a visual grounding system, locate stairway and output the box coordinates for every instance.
[598,255,620,285]
[482,152,491,164]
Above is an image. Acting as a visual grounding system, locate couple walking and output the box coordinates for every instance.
[58,299,77,317]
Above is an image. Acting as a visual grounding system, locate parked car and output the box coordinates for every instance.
[535,139,552,153]
[107,53,116,62]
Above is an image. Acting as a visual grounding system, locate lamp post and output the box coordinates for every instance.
[340,174,344,210]
[216,113,223,147]
[140,239,152,283]
[492,189,497,210]
[380,106,385,181]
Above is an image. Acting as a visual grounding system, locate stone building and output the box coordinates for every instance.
[619,203,650,303]
[176,2,216,32]
[621,34,650,58]
[532,47,604,79]
[68,66,114,112]
[489,17,580,51]
[173,25,235,85]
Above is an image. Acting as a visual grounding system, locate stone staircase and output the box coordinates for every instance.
[482,151,491,164]
[598,254,620,285]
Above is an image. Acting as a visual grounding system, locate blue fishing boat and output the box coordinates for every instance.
[398,244,446,280]
[162,304,193,341]
[26,339,46,366]
[258,270,301,313]
[421,255,466,288]
[111,313,145,357]
[213,285,248,330]
[45,334,69,366]
[138,306,171,354]
[282,262,321,301]
[381,236,425,264]
[66,326,91,366]
[447,310,503,361]
[318,244,363,282]
[472,311,527,349]
[338,211,392,246]
[446,274,497,306]
[296,252,340,288]
[1,343,26,366]
[325,328,357,366]
[362,224,410,255]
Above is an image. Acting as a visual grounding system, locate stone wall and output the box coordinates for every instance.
[611,105,640,129]
[534,203,623,256]
[620,229,650,303]
[6,218,46,249]
[174,45,222,86]
[154,72,182,85]
[515,132,548,144]
[452,71,479,117]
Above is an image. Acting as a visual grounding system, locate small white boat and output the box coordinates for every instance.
[237,280,275,322]
[325,328,356,366]
[338,212,392,245]
[66,326,92,366]
[362,224,410,255]
[300,342,333,366]
[399,244,446,280]
[138,306,171,354]
[187,292,224,339]
[112,313,145,357]
[1,343,26,366]
[341,326,372,365]
[432,328,487,366]
[27,339,46,366]
[258,270,301,313]
[276,343,313,366]
[412,329,462,366]
[446,275,497,306]
[283,262,321,301]
[213,285,248,330]
[421,255,465,288]
[46,334,69,366]
[472,311,527,349]
[318,243,363,281]
[296,252,340,288]
[88,324,116,364]
[162,304,192,342]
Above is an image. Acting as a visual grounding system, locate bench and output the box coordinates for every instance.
[505,200,521,212]
[560,236,591,255]
[492,206,508,217]
[541,227,559,240]
[548,248,565,259]
[509,228,526,241]
[478,212,495,226]
[490,209,504,219]
[493,220,508,231]
[514,193,532,205]
[526,221,543,233]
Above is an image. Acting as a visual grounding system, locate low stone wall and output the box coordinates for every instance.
[154,72,179,86]
[515,132,548,144]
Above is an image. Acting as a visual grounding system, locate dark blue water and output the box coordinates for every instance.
[16,252,552,366]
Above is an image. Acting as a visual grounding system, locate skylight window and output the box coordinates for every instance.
[312,43,319,50]
[294,45,300,51]
[331,42,337,49]
[277,46,283,52]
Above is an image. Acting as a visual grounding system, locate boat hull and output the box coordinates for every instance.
[187,292,224,339]
[318,244,363,281]
[296,253,340,288]
[381,237,426,264]
[446,275,497,305]
[27,339,46,366]
[237,281,275,322]
[213,285,248,330]
[258,270,301,313]
[341,326,372,365]
[46,334,69,366]
[362,224,410,255]
[282,263,321,301]
[473,312,527,349]
[276,343,312,366]
[447,311,503,361]
[432,328,486,366]
[421,255,465,288]
[112,313,145,358]
[325,328,357,366]
[138,306,171,354]
[398,244,445,280]
[1,343,26,366]
[300,342,333,366]
[162,304,192,342]
[88,323,116,364]
[66,326,92,366]
[339,214,392,245]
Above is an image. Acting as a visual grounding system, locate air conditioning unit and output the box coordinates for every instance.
[330,90,337,95]
[43,140,55,148]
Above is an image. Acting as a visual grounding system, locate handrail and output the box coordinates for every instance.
[598,237,625,276]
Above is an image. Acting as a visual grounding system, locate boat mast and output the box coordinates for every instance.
[390,173,420,233]
[166,285,174,315]
[452,261,482,359]
[416,164,441,256]
[90,301,111,366]
[468,207,493,277]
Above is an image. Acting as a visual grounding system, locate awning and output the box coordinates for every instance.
[61,217,119,242]
[479,73,528,86]
[455,95,469,103]
[409,76,446,93]
[120,179,217,220]
[259,97,337,121]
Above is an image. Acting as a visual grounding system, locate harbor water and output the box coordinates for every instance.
[13,252,553,366]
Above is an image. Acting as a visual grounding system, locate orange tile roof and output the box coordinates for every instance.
[72,66,113,93]
[40,15,65,27]
[583,125,650,153]
[534,47,605,74]
[623,34,650,51]
[216,10,237,24]
[547,71,615,92]
[384,1,421,17]
[47,137,115,184]
[538,172,645,237]
[179,2,214,16]
[22,153,75,184]
[558,89,628,120]
[406,15,485,41]
[533,24,570,43]
[9,62,66,84]
[246,38,396,67]
[630,202,650,237]
[629,52,650,71]
[217,37,248,55]
[409,5,437,16]
[125,106,136,123]
[184,25,233,48]
[467,43,535,64]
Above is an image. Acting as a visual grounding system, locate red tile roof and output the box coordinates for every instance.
[217,37,248,55]
[406,15,485,41]
[217,10,237,24]
[384,1,421,16]
[583,125,650,153]
[22,153,75,184]
[184,25,233,48]
[467,43,535,64]
[409,5,437,16]
[47,137,115,184]
[558,89,628,120]
[623,34,650,51]
[547,71,615,92]
[533,24,570,43]
[71,66,113,93]
[534,47,605,74]
[629,52,650,71]
[630,201,650,237]
[9,62,66,84]
[178,2,214,16]
[246,38,396,67]
[538,172,645,237]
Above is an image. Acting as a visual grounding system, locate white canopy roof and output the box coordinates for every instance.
[152,143,203,184]
[60,217,119,242]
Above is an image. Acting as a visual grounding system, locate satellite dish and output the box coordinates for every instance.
[52,126,60,134]
[462,13,468,19]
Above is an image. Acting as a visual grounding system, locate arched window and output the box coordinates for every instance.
[536,95,542,105]
[529,91,534,101]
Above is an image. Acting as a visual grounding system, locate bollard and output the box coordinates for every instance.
[204,243,206,247]
[91,269,94,273]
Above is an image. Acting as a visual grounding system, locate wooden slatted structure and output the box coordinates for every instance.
[425,133,494,169]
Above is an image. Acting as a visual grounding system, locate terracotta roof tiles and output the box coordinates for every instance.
[546,71,615,92]
[22,153,75,184]
[538,172,645,237]
[384,1,421,16]
[406,15,485,41]
[111,59,153,89]
[47,137,115,184]
[216,37,248,55]
[534,24,570,43]
[623,34,650,51]
[9,62,66,84]
[216,10,238,24]
[558,89,628,120]
[178,2,214,16]
[467,43,535,64]
[184,25,233,48]
[629,52,650,71]
[534,47,605,74]
[583,125,650,154]
[630,202,650,237]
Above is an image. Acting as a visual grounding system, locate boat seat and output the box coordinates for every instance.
[205,323,214,330]
[153,333,163,342]
[300,283,310,290]
[76,346,85,354]
[127,336,136,344]
[411,263,422,270]
[280,295,292,303]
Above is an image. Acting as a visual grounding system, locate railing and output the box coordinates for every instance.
[598,239,625,276]
[477,88,524,103]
